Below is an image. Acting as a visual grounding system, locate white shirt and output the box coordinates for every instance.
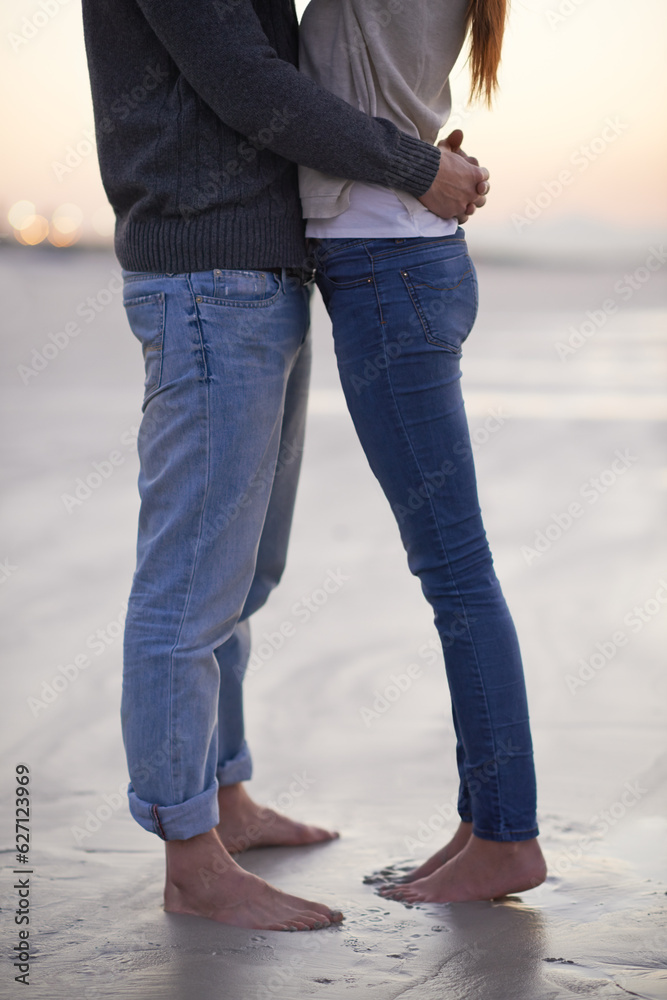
[305,182,458,239]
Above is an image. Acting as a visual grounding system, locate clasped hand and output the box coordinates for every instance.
[418,129,490,224]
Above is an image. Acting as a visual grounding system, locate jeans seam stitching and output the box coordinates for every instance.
[162,276,213,804]
[187,274,210,381]
[367,245,385,325]
[195,291,282,309]
[151,803,167,840]
[401,275,461,355]
[316,238,366,262]
[370,237,466,262]
[377,302,504,832]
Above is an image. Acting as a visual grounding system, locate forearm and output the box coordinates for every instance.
[134,0,440,198]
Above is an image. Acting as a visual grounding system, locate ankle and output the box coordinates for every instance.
[166,837,241,894]
[471,834,541,853]
[217,782,246,804]
[166,829,227,871]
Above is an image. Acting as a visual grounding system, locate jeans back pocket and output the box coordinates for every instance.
[401,253,478,354]
[123,292,165,404]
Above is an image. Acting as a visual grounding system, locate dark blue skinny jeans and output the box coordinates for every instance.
[310,229,539,842]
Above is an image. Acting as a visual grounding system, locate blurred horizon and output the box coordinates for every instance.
[1,0,665,259]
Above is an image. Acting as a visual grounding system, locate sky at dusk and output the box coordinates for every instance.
[1,0,665,253]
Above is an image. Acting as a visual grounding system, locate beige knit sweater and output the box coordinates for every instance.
[298,0,469,220]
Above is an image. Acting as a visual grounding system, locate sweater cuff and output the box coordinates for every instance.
[382,132,442,199]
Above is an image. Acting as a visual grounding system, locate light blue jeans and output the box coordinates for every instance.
[120,266,312,840]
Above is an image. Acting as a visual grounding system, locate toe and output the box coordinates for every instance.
[283,919,310,931]
[307,901,343,922]
[383,888,407,900]
[267,921,301,931]
[305,824,339,843]
[301,910,331,927]
[398,884,425,902]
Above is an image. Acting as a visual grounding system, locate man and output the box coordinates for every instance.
[81,0,489,932]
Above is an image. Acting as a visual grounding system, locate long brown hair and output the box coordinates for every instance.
[466,0,509,106]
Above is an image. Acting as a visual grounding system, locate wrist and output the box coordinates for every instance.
[382,132,441,199]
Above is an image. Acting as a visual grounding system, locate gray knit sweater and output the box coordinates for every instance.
[81,0,442,273]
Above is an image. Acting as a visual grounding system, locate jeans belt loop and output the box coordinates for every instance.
[265,266,315,287]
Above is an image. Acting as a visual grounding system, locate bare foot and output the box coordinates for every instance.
[216,782,339,853]
[400,821,473,883]
[380,834,547,903]
[164,828,344,931]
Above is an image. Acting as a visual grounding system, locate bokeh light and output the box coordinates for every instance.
[13,213,49,245]
[49,203,83,246]
[92,204,115,238]
[52,203,83,233]
[8,200,36,230]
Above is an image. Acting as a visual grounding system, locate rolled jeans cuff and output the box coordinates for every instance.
[217,740,253,788]
[127,780,220,841]
[472,824,540,843]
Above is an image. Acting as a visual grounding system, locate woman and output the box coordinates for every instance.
[299,0,548,903]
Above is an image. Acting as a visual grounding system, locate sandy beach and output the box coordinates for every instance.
[1,243,666,999]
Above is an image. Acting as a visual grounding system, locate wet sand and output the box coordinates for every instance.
[1,245,666,999]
